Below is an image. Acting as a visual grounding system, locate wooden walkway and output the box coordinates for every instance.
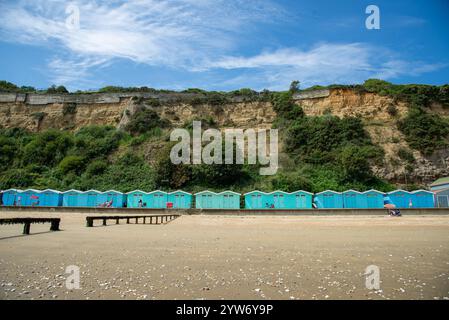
[86,214,180,227]
[0,218,60,234]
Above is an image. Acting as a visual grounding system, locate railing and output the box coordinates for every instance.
[85,214,180,227]
[0,218,60,235]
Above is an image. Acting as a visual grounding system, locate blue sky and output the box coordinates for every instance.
[0,0,448,91]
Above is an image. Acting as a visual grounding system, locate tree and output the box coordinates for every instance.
[289,80,300,93]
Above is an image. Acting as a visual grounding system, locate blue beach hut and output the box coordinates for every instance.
[167,190,192,209]
[145,190,168,209]
[195,191,220,209]
[96,190,127,208]
[218,191,241,209]
[410,190,434,208]
[244,191,270,209]
[20,189,42,206]
[62,189,84,207]
[126,190,148,208]
[1,189,21,206]
[342,190,365,209]
[387,190,413,209]
[314,190,344,209]
[39,189,63,207]
[291,190,313,209]
[363,189,385,208]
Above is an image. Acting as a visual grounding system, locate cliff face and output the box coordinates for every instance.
[0,89,447,185]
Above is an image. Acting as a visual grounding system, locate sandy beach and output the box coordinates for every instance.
[1,212,449,300]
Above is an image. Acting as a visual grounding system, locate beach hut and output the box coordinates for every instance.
[387,190,413,209]
[82,190,101,207]
[290,190,313,209]
[195,191,221,209]
[38,189,63,207]
[430,177,449,192]
[1,189,21,206]
[96,190,127,208]
[342,190,365,209]
[434,188,449,208]
[410,190,434,208]
[244,191,270,209]
[363,190,385,208]
[126,190,148,208]
[62,189,84,207]
[314,190,344,209]
[145,190,168,209]
[218,191,241,209]
[20,189,42,206]
[167,190,192,209]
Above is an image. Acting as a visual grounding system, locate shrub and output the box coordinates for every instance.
[126,108,170,135]
[62,103,77,115]
[397,107,449,155]
[58,156,85,175]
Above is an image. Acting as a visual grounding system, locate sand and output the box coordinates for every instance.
[1,211,449,300]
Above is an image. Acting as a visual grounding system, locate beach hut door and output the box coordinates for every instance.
[437,195,448,208]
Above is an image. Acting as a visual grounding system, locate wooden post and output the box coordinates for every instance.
[150,216,153,224]
[143,217,146,224]
[86,218,93,227]
[135,217,138,224]
[50,219,60,231]
[103,218,107,226]
[127,218,130,224]
[116,218,119,224]
[23,222,30,235]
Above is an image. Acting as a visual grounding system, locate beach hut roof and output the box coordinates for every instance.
[84,189,102,194]
[218,190,241,196]
[411,189,433,194]
[147,190,167,195]
[290,190,313,195]
[343,189,363,194]
[430,176,449,187]
[103,190,123,194]
[195,190,218,195]
[434,187,449,194]
[316,190,342,195]
[2,188,22,193]
[41,189,62,193]
[168,190,191,195]
[22,189,42,193]
[244,190,269,195]
[269,190,291,195]
[388,189,411,194]
[125,190,148,194]
[62,189,83,194]
[363,189,384,194]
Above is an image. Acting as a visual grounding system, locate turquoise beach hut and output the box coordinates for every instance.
[96,190,127,208]
[387,190,413,209]
[314,190,344,209]
[1,189,21,206]
[20,189,41,206]
[145,190,168,208]
[291,190,313,209]
[195,191,220,209]
[167,190,192,209]
[218,191,241,209]
[363,189,385,208]
[410,190,434,208]
[62,189,83,207]
[126,190,148,208]
[38,189,63,207]
[244,191,270,209]
[342,190,365,209]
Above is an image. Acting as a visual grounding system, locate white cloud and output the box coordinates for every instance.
[0,0,445,90]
